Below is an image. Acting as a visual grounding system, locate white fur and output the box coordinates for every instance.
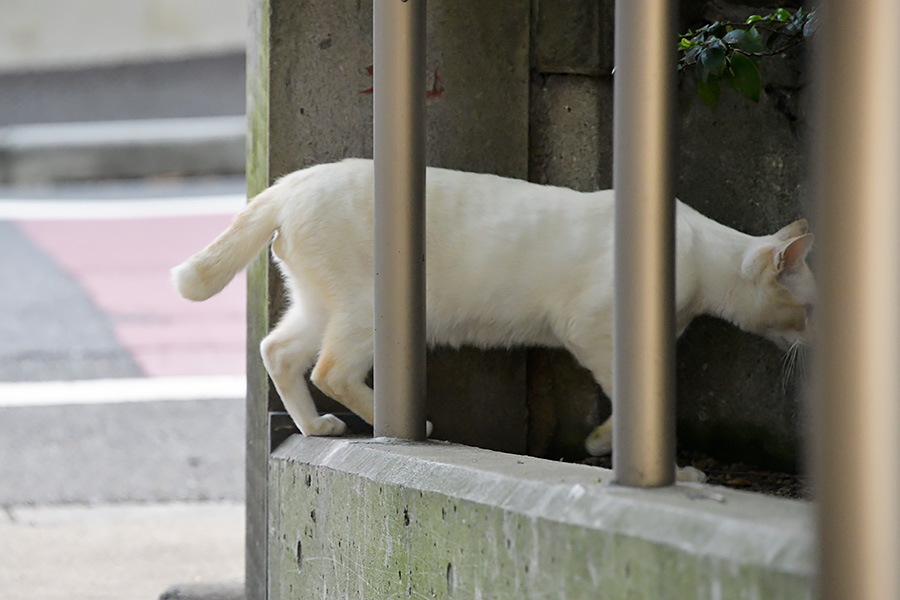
[172,159,815,455]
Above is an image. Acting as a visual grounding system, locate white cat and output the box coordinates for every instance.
[173,159,815,461]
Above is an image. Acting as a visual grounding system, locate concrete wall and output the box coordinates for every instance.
[269,437,813,599]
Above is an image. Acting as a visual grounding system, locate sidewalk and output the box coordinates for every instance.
[0,502,244,600]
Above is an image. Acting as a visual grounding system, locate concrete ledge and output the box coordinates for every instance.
[269,437,814,599]
[0,116,245,183]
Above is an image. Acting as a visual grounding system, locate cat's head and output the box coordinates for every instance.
[737,219,816,350]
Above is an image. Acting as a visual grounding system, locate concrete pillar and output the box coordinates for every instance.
[247,1,530,596]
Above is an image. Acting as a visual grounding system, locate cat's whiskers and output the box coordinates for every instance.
[781,341,806,391]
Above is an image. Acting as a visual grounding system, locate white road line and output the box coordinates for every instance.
[0,194,246,220]
[0,375,246,408]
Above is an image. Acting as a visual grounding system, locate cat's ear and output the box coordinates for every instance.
[774,219,809,241]
[773,233,814,274]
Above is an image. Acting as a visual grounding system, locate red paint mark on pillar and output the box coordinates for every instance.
[359,65,444,99]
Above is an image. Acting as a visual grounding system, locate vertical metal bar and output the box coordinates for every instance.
[612,0,677,487]
[373,0,427,440]
[814,0,900,597]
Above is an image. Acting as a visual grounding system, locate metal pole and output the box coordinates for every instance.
[373,0,427,440]
[612,0,677,487]
[814,0,900,597]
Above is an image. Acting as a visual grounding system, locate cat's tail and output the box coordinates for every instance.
[172,186,281,301]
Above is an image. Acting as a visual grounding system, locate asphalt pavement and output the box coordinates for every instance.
[0,52,250,600]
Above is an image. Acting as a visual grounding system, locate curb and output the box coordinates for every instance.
[0,116,246,184]
[160,582,245,600]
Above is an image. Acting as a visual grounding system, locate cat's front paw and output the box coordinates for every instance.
[303,414,348,437]
[676,465,707,483]
[584,420,613,456]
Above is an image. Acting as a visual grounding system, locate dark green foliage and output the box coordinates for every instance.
[678,7,817,106]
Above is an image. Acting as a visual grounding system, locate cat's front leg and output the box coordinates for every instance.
[676,466,706,483]
[584,418,707,483]
[585,418,613,456]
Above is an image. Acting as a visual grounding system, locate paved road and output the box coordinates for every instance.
[0,177,247,382]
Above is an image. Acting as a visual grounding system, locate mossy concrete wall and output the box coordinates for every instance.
[269,437,813,599]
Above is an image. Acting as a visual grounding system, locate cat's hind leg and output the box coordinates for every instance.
[310,315,375,425]
[305,307,435,436]
[260,304,346,437]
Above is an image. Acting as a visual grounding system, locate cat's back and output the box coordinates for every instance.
[275,158,615,260]
[277,158,611,236]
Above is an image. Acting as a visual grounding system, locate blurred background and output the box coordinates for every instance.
[0,1,251,598]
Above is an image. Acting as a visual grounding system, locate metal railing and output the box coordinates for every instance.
[814,0,900,598]
[372,0,428,440]
[611,0,677,487]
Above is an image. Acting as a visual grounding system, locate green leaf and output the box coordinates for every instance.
[741,26,765,53]
[775,8,791,22]
[699,41,727,80]
[746,14,764,24]
[727,53,762,102]
[722,29,747,46]
[697,77,721,107]
[684,45,702,64]
[803,12,820,38]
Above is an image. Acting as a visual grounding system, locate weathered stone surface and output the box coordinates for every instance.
[425,1,530,177]
[534,0,614,76]
[265,0,530,178]
[246,1,274,595]
[427,347,528,454]
[269,437,813,599]
[529,73,613,192]
[526,349,607,459]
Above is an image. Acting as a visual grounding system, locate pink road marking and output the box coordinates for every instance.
[17,215,247,377]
